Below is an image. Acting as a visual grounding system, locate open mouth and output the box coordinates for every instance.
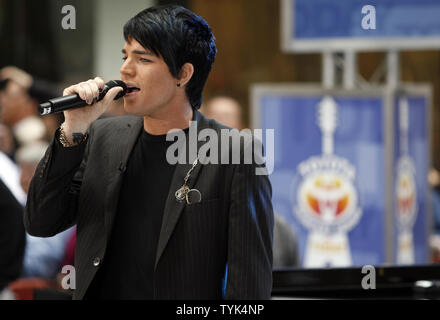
[126,86,141,94]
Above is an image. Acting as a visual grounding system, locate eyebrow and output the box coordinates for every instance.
[121,49,154,56]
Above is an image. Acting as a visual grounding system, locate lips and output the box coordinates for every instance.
[126,86,140,93]
[124,83,141,97]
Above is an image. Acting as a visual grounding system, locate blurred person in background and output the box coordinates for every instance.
[202,96,244,131]
[0,178,26,297]
[428,167,440,234]
[0,89,27,292]
[0,123,16,160]
[0,66,62,146]
[428,167,440,262]
[15,141,75,280]
[202,95,299,268]
[0,148,26,206]
[0,66,45,207]
[273,213,299,268]
[0,83,72,297]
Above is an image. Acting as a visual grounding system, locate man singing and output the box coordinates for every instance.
[25,5,273,300]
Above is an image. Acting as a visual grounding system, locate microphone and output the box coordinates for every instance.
[39,80,127,115]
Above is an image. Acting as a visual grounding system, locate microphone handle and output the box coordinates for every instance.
[39,83,117,115]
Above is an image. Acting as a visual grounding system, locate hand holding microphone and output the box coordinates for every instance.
[40,78,126,115]
[49,77,126,145]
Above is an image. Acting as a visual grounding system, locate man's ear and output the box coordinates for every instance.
[177,63,194,87]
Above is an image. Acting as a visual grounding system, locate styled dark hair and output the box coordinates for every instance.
[123,5,217,109]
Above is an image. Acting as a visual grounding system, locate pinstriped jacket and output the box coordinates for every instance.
[24,110,274,300]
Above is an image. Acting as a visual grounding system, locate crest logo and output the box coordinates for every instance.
[302,173,351,219]
[296,156,362,234]
[292,96,362,267]
[396,157,417,230]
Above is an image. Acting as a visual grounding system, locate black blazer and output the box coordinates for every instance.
[24,110,273,299]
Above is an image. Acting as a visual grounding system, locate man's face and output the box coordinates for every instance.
[120,38,178,117]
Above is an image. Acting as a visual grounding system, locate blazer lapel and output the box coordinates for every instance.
[155,110,210,269]
[104,116,143,243]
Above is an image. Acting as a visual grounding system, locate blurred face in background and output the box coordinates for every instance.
[0,80,35,126]
[428,168,440,189]
[203,96,243,130]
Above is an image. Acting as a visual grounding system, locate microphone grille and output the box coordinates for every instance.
[107,80,127,90]
[106,80,127,99]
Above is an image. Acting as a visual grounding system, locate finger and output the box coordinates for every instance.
[86,80,100,100]
[79,83,94,104]
[63,82,88,100]
[102,86,124,104]
[64,84,84,99]
[94,77,105,90]
[63,85,76,96]
[75,83,89,102]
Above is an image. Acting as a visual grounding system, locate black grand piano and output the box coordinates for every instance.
[272,264,440,299]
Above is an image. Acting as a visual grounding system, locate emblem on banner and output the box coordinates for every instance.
[296,156,361,234]
[292,96,362,267]
[395,97,417,264]
[396,157,417,231]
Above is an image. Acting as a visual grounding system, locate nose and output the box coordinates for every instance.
[120,58,134,77]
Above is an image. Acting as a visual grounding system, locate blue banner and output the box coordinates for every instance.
[294,0,440,39]
[259,94,386,267]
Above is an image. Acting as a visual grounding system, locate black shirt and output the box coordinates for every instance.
[85,128,178,299]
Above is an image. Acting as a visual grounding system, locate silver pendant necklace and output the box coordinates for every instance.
[175,158,202,205]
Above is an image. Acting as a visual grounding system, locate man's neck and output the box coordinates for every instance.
[143,102,194,135]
